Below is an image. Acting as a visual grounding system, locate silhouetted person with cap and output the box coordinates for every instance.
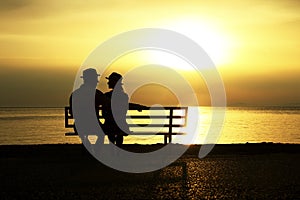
[69,68,106,146]
[102,72,130,146]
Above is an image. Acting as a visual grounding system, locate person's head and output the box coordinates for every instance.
[80,68,100,88]
[106,72,123,89]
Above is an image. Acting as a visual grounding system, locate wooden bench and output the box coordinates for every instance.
[65,106,188,144]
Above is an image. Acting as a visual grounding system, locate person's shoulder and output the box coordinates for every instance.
[70,88,79,96]
[104,90,112,96]
[96,89,104,95]
[120,91,129,101]
[122,90,128,97]
[123,92,129,99]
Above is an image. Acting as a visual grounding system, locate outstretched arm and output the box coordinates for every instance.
[129,103,149,111]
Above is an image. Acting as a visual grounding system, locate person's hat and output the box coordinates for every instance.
[105,72,123,82]
[80,68,100,79]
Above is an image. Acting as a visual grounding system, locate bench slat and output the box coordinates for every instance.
[130,132,186,135]
[65,124,74,128]
[66,124,185,128]
[65,132,78,136]
[128,124,185,128]
[128,115,185,119]
[65,132,186,136]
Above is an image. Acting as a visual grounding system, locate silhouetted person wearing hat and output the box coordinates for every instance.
[102,72,130,146]
[69,68,106,146]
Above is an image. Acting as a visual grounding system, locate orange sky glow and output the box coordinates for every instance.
[0,0,299,107]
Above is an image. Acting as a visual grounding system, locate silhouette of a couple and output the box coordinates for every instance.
[70,68,132,146]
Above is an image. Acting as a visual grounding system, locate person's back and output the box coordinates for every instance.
[70,87,104,118]
[103,89,129,128]
[102,72,129,145]
[69,68,106,145]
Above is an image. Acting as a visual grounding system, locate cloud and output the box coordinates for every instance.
[0,0,33,11]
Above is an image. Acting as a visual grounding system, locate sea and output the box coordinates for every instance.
[0,107,299,145]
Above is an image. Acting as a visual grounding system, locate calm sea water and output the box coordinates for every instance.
[0,107,299,145]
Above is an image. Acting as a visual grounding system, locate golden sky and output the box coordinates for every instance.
[0,0,299,106]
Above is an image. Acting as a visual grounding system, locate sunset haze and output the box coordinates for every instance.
[0,0,299,107]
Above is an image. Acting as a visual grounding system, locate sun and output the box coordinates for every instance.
[139,50,195,71]
[161,19,233,66]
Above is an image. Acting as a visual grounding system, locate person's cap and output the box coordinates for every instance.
[105,72,123,82]
[80,68,100,79]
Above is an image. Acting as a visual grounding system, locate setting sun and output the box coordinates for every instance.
[163,19,234,66]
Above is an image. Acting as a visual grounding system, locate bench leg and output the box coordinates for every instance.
[164,135,172,144]
[164,135,167,144]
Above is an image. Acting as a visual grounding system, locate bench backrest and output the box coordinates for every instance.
[65,106,188,144]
